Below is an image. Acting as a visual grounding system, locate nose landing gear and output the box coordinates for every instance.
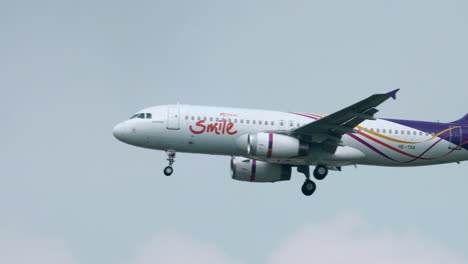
[163,150,176,176]
[163,166,173,176]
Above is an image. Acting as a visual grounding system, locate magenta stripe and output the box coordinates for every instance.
[349,133,453,163]
[402,137,446,163]
[267,133,273,158]
[348,133,397,162]
[289,112,319,120]
[250,160,257,182]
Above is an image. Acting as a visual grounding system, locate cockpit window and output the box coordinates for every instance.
[130,113,152,120]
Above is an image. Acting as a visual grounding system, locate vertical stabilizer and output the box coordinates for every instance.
[451,114,468,124]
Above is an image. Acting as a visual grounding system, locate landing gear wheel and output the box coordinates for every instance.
[313,165,328,180]
[163,150,176,176]
[301,180,316,196]
[163,166,173,176]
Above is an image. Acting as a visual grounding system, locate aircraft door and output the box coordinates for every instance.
[167,106,180,130]
[449,126,462,150]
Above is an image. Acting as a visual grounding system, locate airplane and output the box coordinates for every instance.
[113,89,468,196]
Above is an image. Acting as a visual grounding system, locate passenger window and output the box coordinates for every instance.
[382,129,386,133]
[271,121,275,126]
[191,116,194,120]
[413,131,416,135]
[228,119,232,123]
[216,118,219,121]
[395,130,398,134]
[234,119,238,123]
[209,117,213,121]
[259,121,262,125]
[197,116,201,121]
[297,123,300,128]
[407,131,410,135]
[146,113,152,119]
[401,130,404,134]
[253,120,256,125]
[389,129,392,134]
[265,121,268,125]
[246,120,250,124]
[185,116,189,120]
[376,129,380,133]
[240,119,244,124]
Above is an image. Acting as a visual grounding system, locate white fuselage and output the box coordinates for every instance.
[113,105,468,168]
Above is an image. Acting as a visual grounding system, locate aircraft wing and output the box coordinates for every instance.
[290,89,400,151]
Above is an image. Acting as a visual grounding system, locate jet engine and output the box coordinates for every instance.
[247,132,308,158]
[231,157,291,182]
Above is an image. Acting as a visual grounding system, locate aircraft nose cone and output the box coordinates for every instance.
[113,123,128,142]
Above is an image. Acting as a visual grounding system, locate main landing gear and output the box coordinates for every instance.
[163,150,176,176]
[313,164,328,180]
[298,166,315,196]
[298,165,329,196]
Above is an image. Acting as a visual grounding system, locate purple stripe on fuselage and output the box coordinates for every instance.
[402,137,445,163]
[383,118,468,151]
[347,133,397,161]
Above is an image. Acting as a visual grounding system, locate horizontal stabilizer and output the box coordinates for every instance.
[451,114,468,124]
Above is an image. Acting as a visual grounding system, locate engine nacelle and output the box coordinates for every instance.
[247,132,308,158]
[231,157,292,182]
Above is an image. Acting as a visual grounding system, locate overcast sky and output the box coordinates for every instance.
[2,0,468,263]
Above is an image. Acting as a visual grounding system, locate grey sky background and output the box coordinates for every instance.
[2,0,468,263]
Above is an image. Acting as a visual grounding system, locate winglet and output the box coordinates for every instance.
[387,88,400,100]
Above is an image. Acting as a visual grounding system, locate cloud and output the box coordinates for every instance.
[2,213,466,264]
[133,213,467,264]
[269,213,468,264]
[0,233,78,264]
[130,232,244,264]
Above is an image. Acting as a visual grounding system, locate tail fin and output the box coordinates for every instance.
[451,114,468,124]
